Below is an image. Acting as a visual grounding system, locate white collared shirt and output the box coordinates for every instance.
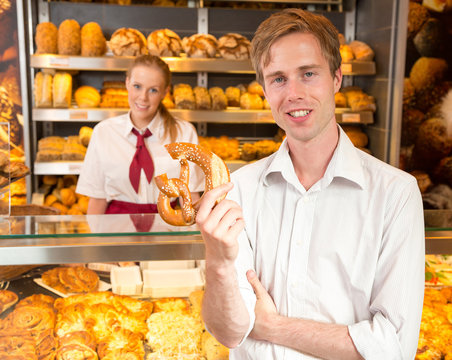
[76,112,204,203]
[228,126,425,360]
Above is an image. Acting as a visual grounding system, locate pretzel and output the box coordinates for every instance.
[155,142,230,226]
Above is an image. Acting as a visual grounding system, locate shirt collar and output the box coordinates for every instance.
[263,125,365,190]
[124,111,163,137]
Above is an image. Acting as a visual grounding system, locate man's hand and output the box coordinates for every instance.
[247,269,278,342]
[196,182,245,265]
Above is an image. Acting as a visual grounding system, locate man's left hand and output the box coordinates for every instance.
[247,269,278,342]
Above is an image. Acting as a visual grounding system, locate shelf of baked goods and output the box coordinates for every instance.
[32,108,374,125]
[0,214,204,265]
[30,54,376,75]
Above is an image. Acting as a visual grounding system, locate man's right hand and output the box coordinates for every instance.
[196,182,245,265]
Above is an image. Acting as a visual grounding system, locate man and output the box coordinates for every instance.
[196,8,424,360]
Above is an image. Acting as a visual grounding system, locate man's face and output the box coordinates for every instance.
[262,32,342,145]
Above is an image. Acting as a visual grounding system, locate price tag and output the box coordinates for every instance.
[68,163,82,173]
[342,113,361,123]
[69,111,88,120]
[49,56,70,67]
[341,63,352,74]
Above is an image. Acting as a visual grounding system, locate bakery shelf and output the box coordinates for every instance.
[33,160,246,175]
[30,54,375,76]
[33,108,374,125]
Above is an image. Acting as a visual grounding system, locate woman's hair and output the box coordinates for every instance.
[250,8,341,85]
[127,54,179,142]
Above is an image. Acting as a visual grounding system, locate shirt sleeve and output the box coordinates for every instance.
[76,125,107,199]
[348,178,425,360]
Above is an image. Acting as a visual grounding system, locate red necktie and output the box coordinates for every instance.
[129,128,154,193]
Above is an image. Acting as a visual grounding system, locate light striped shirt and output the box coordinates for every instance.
[228,126,425,360]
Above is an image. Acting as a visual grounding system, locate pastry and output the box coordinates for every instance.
[182,33,218,58]
[217,33,250,60]
[35,22,58,54]
[97,328,144,359]
[0,151,8,169]
[42,266,99,294]
[16,294,55,308]
[58,331,97,351]
[173,83,195,110]
[209,86,227,110]
[55,344,98,360]
[225,86,240,107]
[254,139,279,159]
[74,86,101,108]
[81,22,106,56]
[53,72,72,108]
[58,19,81,55]
[3,304,56,335]
[0,65,21,107]
[0,289,18,314]
[2,161,29,178]
[34,72,53,108]
[202,331,229,360]
[240,143,257,161]
[240,92,263,110]
[152,297,190,314]
[193,86,211,110]
[109,28,147,56]
[147,28,183,57]
[161,92,175,109]
[62,142,86,161]
[409,57,448,92]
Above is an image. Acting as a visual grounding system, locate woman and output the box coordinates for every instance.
[76,55,203,215]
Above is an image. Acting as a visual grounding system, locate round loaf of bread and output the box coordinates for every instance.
[109,28,147,56]
[75,86,101,108]
[218,33,250,60]
[81,22,106,56]
[58,19,81,55]
[182,33,217,58]
[147,28,182,57]
[35,22,58,54]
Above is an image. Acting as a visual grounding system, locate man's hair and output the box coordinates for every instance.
[250,8,341,85]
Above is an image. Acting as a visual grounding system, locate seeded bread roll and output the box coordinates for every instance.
[35,22,58,54]
[109,28,147,56]
[58,19,81,55]
[209,87,227,110]
[81,22,106,56]
[194,86,211,110]
[217,33,250,60]
[182,33,218,58]
[147,28,182,57]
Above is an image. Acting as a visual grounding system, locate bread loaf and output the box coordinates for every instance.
[217,33,250,60]
[193,86,211,110]
[58,19,81,55]
[209,87,227,110]
[74,86,101,108]
[173,83,195,110]
[53,72,72,108]
[348,40,374,61]
[81,22,106,56]
[35,22,58,54]
[147,28,182,57]
[182,33,217,58]
[34,71,53,108]
[109,28,147,56]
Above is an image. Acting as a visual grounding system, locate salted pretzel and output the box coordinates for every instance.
[155,142,230,226]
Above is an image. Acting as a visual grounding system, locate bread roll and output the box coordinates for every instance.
[348,40,374,61]
[79,126,93,147]
[81,22,106,56]
[58,19,81,55]
[35,22,58,54]
[74,86,101,108]
[247,81,264,97]
[161,92,175,109]
[53,72,72,108]
[225,86,240,107]
[34,71,53,108]
[194,86,211,110]
[182,33,217,58]
[334,92,347,108]
[109,28,147,56]
[209,87,227,110]
[217,33,250,60]
[339,44,354,62]
[147,28,182,57]
[240,92,263,110]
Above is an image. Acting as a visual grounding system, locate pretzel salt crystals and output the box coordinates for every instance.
[155,142,230,226]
